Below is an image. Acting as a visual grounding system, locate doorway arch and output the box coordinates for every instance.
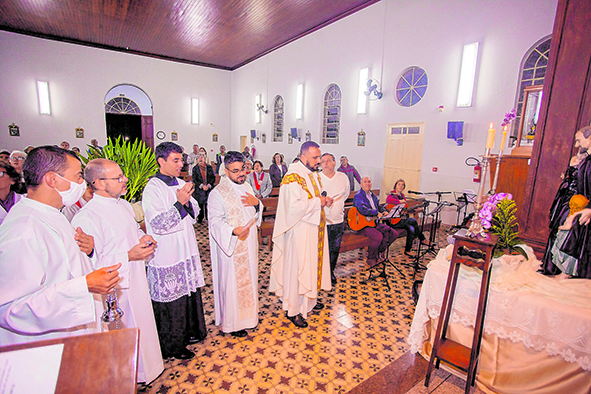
[104,84,154,150]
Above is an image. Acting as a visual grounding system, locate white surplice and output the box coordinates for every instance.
[71,194,164,383]
[270,161,331,319]
[0,192,22,226]
[142,177,205,302]
[207,177,262,333]
[0,197,101,345]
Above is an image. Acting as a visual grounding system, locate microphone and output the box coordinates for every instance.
[407,190,423,194]
[435,191,452,195]
[321,191,327,197]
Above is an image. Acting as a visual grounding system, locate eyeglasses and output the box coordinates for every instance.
[11,157,25,162]
[227,166,246,174]
[94,174,126,183]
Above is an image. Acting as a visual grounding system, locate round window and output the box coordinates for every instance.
[395,66,428,107]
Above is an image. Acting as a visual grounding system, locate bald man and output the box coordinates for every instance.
[72,158,163,383]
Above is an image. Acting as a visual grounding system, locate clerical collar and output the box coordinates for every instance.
[155,171,178,186]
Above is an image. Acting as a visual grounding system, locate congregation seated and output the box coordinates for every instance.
[8,151,26,194]
[352,176,399,267]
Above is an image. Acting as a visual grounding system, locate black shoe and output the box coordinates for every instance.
[230,330,247,338]
[331,277,337,286]
[172,348,195,360]
[404,251,416,258]
[313,301,324,310]
[286,313,308,328]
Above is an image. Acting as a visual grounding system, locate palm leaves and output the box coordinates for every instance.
[80,137,158,202]
[490,198,527,258]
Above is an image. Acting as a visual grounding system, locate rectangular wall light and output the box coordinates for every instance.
[255,94,261,124]
[37,81,51,115]
[191,98,199,124]
[357,67,369,114]
[456,42,479,107]
[295,84,304,120]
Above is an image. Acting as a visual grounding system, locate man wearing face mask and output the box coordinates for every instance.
[270,141,333,328]
[71,159,163,383]
[0,146,121,345]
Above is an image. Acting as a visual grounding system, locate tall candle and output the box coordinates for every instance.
[486,123,495,149]
[499,125,507,154]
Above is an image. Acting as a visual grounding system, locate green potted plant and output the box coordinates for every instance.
[480,193,527,258]
[80,137,158,203]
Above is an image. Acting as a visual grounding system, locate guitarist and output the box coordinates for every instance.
[386,179,426,256]
[353,177,398,267]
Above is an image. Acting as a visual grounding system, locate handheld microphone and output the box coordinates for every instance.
[407,190,422,194]
[321,191,327,197]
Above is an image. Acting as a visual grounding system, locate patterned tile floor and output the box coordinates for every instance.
[142,224,450,394]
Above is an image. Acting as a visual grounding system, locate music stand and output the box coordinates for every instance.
[361,243,405,291]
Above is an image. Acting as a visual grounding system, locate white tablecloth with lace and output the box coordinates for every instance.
[408,244,591,374]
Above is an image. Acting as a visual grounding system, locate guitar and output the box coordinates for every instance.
[385,199,424,225]
[347,207,388,231]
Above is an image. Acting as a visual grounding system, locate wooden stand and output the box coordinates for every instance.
[424,233,498,394]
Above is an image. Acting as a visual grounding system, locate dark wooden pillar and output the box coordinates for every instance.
[520,0,591,254]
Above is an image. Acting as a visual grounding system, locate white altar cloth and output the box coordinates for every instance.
[408,244,591,393]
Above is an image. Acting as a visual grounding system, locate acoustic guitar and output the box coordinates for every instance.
[347,207,387,231]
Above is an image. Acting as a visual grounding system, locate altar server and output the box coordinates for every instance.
[72,159,163,383]
[208,152,262,337]
[0,146,120,345]
[270,141,333,328]
[142,142,207,360]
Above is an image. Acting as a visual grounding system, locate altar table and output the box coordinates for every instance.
[408,244,591,394]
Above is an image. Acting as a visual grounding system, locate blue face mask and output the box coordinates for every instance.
[54,173,86,206]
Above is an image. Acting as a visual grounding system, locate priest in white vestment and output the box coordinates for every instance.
[143,142,207,360]
[0,146,120,345]
[208,151,262,337]
[270,141,333,328]
[72,159,163,383]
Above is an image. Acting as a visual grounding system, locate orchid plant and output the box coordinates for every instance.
[479,193,527,258]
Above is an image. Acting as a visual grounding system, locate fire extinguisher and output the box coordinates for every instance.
[473,162,482,183]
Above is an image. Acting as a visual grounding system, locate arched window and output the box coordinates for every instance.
[511,36,551,143]
[105,96,141,115]
[273,95,284,142]
[322,84,341,144]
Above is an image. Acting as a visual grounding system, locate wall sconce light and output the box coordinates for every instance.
[191,98,199,124]
[357,68,369,114]
[296,84,304,120]
[255,94,262,123]
[37,81,51,115]
[456,42,479,107]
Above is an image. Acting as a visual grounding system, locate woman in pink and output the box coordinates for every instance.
[386,179,426,256]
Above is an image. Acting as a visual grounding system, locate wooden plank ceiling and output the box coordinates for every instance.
[0,0,380,70]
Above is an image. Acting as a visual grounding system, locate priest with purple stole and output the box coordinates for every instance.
[142,142,207,360]
[270,141,333,328]
[208,151,262,337]
[72,158,164,383]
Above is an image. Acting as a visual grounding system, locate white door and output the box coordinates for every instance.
[381,122,425,202]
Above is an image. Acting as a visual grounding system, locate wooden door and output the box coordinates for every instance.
[381,122,425,202]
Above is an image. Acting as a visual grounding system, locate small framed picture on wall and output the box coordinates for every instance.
[262,133,266,144]
[75,127,84,139]
[8,123,19,137]
[171,131,178,141]
[357,130,366,146]
[212,133,218,142]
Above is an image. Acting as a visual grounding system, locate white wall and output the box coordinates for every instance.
[0,0,558,223]
[231,0,558,223]
[0,32,232,157]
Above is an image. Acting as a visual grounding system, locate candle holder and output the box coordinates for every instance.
[467,148,491,237]
[490,153,503,194]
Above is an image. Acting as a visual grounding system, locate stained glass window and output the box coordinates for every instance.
[273,95,284,142]
[105,96,141,115]
[322,84,341,144]
[395,67,428,107]
[512,36,551,143]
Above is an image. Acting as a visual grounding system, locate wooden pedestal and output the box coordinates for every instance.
[424,233,498,394]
